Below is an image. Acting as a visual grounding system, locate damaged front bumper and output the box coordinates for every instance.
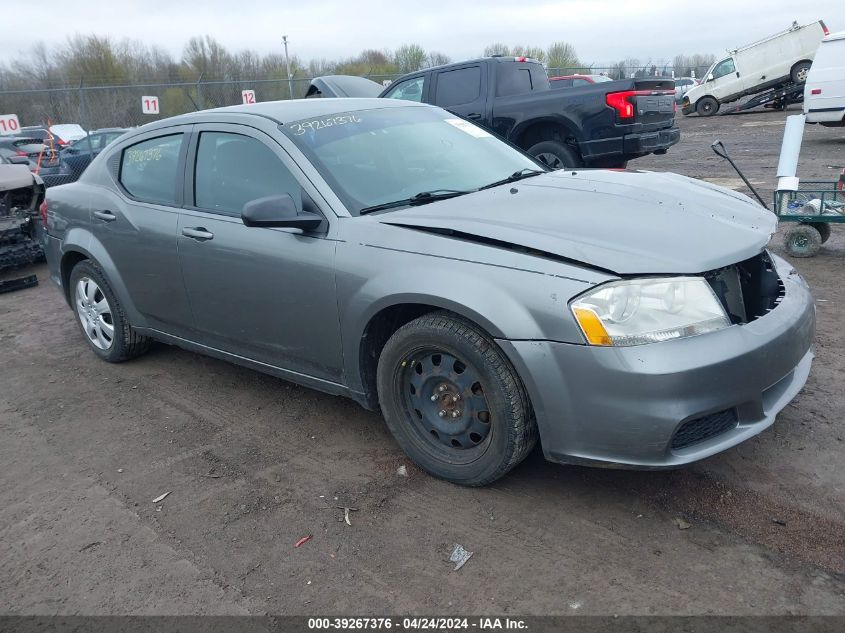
[498,254,815,468]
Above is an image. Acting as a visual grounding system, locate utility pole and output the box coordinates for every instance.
[282,35,293,99]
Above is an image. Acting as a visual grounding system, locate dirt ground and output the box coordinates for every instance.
[1,107,844,616]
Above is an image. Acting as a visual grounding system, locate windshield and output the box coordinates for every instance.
[282,106,541,215]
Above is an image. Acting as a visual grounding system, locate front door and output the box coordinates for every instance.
[177,124,342,383]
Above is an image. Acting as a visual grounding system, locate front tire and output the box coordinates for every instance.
[376,312,537,486]
[69,260,151,362]
[696,96,719,116]
[527,141,583,170]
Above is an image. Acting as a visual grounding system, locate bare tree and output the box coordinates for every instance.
[426,51,451,68]
[394,44,427,74]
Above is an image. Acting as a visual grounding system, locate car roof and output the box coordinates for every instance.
[143,98,427,129]
[309,75,383,98]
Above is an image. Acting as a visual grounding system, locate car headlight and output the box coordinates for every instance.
[570,277,730,347]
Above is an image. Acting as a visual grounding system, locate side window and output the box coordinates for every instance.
[194,131,300,216]
[711,58,736,80]
[496,64,533,96]
[119,134,183,205]
[434,66,481,107]
[384,76,424,102]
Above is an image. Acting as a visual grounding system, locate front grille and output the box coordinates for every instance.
[671,409,738,450]
[705,251,784,324]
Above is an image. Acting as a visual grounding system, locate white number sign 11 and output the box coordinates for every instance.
[0,113,21,135]
[242,90,256,105]
[141,96,160,114]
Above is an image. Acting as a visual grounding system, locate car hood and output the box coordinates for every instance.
[378,169,776,275]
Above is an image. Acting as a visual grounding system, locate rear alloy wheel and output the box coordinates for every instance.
[527,141,583,170]
[791,61,812,84]
[784,224,822,258]
[69,260,151,362]
[377,312,537,486]
[696,96,719,117]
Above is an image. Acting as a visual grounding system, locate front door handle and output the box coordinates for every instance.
[467,113,482,120]
[93,210,116,222]
[182,227,214,241]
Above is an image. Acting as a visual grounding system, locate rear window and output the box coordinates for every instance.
[119,134,183,205]
[496,62,549,96]
[434,66,482,107]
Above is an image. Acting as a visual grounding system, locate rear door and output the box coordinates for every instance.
[431,64,487,123]
[91,127,195,336]
[176,123,342,381]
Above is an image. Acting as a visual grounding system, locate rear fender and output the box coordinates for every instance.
[59,228,145,326]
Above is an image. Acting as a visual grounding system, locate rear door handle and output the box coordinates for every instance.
[182,227,214,241]
[93,210,116,222]
[467,113,482,120]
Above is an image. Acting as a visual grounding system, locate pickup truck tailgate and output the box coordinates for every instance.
[631,79,676,127]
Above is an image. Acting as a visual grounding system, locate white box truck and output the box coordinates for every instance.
[682,20,828,116]
[804,30,845,127]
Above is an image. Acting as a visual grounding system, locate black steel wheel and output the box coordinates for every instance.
[696,96,719,117]
[377,312,537,486]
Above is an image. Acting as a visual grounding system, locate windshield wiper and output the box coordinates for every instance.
[359,189,472,215]
[477,168,546,191]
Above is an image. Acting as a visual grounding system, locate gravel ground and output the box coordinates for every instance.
[1,107,843,616]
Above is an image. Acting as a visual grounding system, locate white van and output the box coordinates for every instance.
[682,20,828,116]
[804,30,845,127]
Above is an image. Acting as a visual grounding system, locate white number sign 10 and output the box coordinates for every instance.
[0,113,21,135]
[141,96,160,115]
[242,90,256,105]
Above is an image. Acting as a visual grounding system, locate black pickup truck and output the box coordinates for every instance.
[375,57,680,169]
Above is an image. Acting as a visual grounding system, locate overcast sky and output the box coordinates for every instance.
[3,0,841,66]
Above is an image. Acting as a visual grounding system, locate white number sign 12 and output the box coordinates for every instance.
[242,90,256,105]
[0,113,21,135]
[141,96,160,114]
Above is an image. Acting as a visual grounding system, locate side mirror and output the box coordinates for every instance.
[8,155,30,165]
[707,73,714,81]
[241,194,323,231]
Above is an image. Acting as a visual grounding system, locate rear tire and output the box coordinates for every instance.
[784,224,822,258]
[696,96,719,117]
[527,141,583,170]
[802,221,830,244]
[376,311,537,486]
[790,61,812,84]
[69,260,151,362]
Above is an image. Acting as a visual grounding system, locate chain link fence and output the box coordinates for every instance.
[1,65,695,186]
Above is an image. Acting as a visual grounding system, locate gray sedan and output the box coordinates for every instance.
[42,99,815,485]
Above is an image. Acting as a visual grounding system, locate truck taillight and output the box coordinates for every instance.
[821,20,829,36]
[606,91,636,119]
[39,199,48,228]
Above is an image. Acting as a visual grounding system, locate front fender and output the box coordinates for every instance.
[336,239,599,394]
